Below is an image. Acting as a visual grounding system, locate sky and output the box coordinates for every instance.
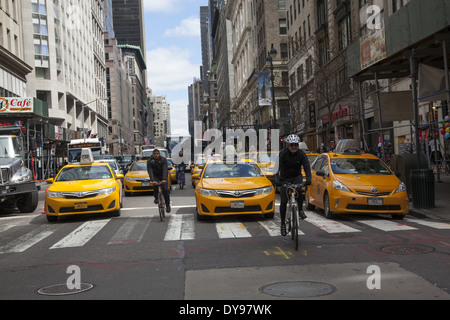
[143,0,208,136]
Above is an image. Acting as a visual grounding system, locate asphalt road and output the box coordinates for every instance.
[0,175,449,302]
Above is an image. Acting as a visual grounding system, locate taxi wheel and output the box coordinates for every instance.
[112,209,121,217]
[391,213,405,220]
[305,188,315,210]
[323,193,334,219]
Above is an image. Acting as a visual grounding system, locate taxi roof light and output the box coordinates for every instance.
[334,139,361,155]
[80,148,94,164]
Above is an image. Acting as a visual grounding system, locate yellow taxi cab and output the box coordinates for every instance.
[254,151,279,182]
[45,149,123,222]
[305,139,408,219]
[191,155,206,187]
[167,158,177,183]
[193,159,275,221]
[124,160,171,196]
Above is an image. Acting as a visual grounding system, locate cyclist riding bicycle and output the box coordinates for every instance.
[274,134,312,236]
[147,149,171,213]
[176,150,187,184]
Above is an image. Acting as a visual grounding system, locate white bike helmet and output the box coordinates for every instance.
[285,134,301,144]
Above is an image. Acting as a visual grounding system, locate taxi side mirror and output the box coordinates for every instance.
[46,178,54,184]
[192,174,200,180]
[116,174,124,179]
[316,170,326,177]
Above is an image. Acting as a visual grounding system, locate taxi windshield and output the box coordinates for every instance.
[203,163,263,178]
[56,165,113,181]
[330,158,392,175]
[129,162,147,171]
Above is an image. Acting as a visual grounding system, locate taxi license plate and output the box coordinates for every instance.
[74,202,88,209]
[142,182,150,187]
[368,198,383,206]
[231,201,245,208]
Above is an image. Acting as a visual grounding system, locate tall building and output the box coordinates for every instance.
[150,93,171,146]
[111,0,149,153]
[20,0,108,178]
[111,0,146,56]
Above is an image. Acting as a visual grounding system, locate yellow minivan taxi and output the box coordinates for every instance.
[305,140,408,219]
[45,157,123,222]
[193,159,275,220]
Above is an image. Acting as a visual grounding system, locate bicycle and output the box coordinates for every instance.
[153,181,167,221]
[177,164,186,189]
[282,182,305,251]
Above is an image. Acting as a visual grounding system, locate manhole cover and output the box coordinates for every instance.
[380,244,435,255]
[37,283,94,296]
[261,281,336,298]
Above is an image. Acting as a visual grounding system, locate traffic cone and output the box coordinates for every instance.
[41,189,47,214]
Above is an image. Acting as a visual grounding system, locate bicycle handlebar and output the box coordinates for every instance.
[282,183,305,189]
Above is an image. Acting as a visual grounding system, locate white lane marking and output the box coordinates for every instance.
[0,225,57,253]
[216,222,252,238]
[352,217,417,232]
[164,214,195,241]
[50,219,110,249]
[404,218,450,230]
[305,211,361,233]
[108,218,150,245]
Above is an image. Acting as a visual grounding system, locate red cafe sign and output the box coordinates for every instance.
[0,98,34,113]
[321,105,352,124]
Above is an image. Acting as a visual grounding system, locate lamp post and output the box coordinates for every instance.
[82,98,107,140]
[266,44,278,129]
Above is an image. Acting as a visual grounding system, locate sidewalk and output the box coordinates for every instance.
[409,172,450,221]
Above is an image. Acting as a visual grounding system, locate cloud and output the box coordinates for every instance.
[164,16,200,37]
[142,0,180,13]
[147,46,200,93]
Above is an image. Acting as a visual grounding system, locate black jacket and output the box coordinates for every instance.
[275,148,311,184]
[147,156,168,181]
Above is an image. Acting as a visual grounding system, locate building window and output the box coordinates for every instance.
[279,19,287,35]
[337,15,351,51]
[278,0,286,10]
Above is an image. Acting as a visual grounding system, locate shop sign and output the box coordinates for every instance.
[0,98,34,113]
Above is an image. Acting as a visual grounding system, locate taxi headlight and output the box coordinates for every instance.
[98,187,116,195]
[198,188,219,197]
[47,191,63,198]
[395,182,406,193]
[254,186,273,195]
[333,180,350,192]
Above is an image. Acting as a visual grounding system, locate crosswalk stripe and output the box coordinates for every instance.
[0,225,57,253]
[108,218,150,245]
[305,211,361,233]
[352,218,417,231]
[164,214,195,241]
[0,225,16,233]
[404,218,450,230]
[50,219,110,249]
[216,222,252,238]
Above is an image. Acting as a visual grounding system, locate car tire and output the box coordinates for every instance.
[323,193,334,219]
[391,213,405,220]
[305,187,315,210]
[17,191,38,213]
[46,214,58,223]
[264,211,274,219]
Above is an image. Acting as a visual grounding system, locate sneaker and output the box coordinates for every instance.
[154,198,158,204]
[166,204,171,213]
[280,224,287,236]
[300,210,307,219]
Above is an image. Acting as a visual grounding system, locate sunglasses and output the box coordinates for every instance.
[288,144,299,148]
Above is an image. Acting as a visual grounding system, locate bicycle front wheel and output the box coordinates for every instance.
[292,207,299,250]
[158,189,165,221]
